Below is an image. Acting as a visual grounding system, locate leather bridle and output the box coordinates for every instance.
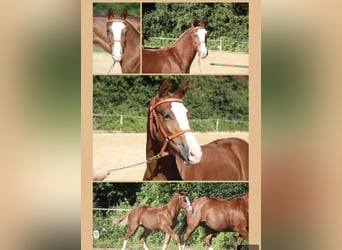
[149,97,192,158]
[107,19,127,48]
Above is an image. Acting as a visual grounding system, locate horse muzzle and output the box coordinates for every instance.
[112,42,124,62]
[198,43,208,59]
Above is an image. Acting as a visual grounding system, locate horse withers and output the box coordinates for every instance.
[179,194,249,250]
[144,77,249,181]
[113,192,193,250]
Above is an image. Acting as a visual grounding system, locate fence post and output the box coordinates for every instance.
[216,119,219,132]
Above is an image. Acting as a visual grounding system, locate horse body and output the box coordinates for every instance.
[142,19,208,73]
[143,78,249,181]
[114,192,193,250]
[175,138,249,180]
[180,194,249,250]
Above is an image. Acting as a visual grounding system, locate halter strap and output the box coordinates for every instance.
[107,18,127,24]
[149,97,192,158]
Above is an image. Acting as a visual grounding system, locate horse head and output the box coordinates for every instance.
[179,191,193,214]
[192,18,209,58]
[149,78,202,165]
[107,8,129,62]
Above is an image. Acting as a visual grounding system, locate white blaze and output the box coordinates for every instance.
[185,196,193,213]
[110,21,126,62]
[171,102,202,164]
[196,28,208,58]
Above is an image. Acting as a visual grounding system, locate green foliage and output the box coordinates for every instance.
[142,3,248,52]
[93,76,248,132]
[93,3,140,17]
[93,183,248,248]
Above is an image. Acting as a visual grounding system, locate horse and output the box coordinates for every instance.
[113,192,193,250]
[142,18,209,73]
[93,13,140,54]
[179,194,249,250]
[143,78,249,181]
[103,8,141,73]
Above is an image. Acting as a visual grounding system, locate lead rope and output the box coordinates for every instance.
[108,152,168,172]
[107,59,116,74]
[197,56,202,73]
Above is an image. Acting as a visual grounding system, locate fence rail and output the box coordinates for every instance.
[93,114,248,132]
[144,37,248,52]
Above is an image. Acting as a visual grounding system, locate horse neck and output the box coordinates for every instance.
[171,28,198,67]
[165,195,181,218]
[121,23,140,69]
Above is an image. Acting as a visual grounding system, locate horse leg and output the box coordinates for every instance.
[203,227,215,250]
[181,227,196,249]
[121,223,139,250]
[140,228,152,250]
[236,235,245,250]
[235,226,249,250]
[164,227,181,250]
[162,234,171,250]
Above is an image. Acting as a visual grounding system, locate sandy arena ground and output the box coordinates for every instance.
[93,132,249,182]
[93,50,249,75]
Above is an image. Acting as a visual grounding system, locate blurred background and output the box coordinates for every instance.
[0,0,342,249]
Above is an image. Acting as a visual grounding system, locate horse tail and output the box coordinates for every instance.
[113,212,129,226]
[232,139,249,180]
[177,215,188,239]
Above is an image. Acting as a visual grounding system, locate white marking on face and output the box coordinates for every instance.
[196,28,208,58]
[110,21,126,61]
[185,196,193,213]
[171,102,202,164]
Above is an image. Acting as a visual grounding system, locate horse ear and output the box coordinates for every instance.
[193,18,199,27]
[107,8,113,19]
[121,8,128,19]
[158,77,171,98]
[175,81,190,98]
[203,18,208,28]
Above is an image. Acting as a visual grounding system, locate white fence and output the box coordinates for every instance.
[144,37,248,52]
[93,114,248,132]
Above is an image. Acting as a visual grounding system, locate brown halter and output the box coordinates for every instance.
[107,19,127,48]
[149,98,192,158]
[192,27,207,50]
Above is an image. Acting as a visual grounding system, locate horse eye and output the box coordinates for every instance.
[163,113,171,120]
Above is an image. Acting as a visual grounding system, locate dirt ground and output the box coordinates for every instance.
[93,132,249,182]
[93,50,249,75]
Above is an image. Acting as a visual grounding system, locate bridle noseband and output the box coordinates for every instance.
[149,98,192,158]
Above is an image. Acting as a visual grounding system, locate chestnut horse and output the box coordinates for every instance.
[113,192,193,250]
[93,14,140,54]
[104,8,140,73]
[142,18,208,73]
[143,78,249,181]
[179,194,249,250]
